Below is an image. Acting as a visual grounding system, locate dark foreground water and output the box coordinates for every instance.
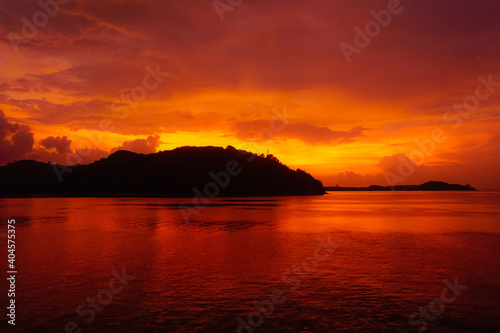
[1,192,500,332]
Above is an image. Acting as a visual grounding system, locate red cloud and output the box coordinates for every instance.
[39,135,72,153]
[110,135,161,154]
[232,120,366,145]
[0,110,34,165]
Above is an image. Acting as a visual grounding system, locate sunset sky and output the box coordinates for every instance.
[1,0,500,189]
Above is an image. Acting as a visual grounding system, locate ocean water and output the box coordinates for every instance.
[1,191,500,332]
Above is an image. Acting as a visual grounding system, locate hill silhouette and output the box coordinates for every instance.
[325,181,476,191]
[0,146,325,197]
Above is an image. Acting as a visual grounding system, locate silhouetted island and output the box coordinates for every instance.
[325,181,476,191]
[0,146,325,197]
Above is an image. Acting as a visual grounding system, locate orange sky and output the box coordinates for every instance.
[1,0,500,189]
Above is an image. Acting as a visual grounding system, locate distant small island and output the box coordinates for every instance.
[325,181,476,191]
[0,146,325,197]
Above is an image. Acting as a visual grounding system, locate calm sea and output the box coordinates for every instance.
[1,192,500,332]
